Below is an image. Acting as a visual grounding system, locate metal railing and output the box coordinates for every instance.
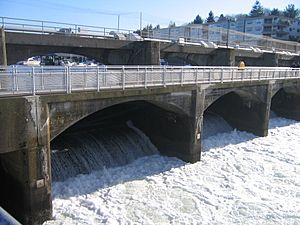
[0,65,299,97]
[0,16,138,40]
[1,16,300,54]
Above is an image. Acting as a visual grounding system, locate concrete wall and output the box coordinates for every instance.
[0,97,51,225]
[0,28,7,66]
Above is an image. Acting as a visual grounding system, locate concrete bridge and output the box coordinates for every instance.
[1,27,300,67]
[1,65,300,224]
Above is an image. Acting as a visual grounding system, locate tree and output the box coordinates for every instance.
[270,8,281,16]
[218,14,227,22]
[283,4,299,19]
[154,24,160,30]
[193,15,203,24]
[206,11,215,23]
[168,21,176,28]
[250,0,264,17]
[135,24,154,35]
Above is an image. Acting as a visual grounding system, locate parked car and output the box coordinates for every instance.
[52,28,74,35]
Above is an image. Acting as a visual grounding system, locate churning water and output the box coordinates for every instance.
[51,121,158,181]
[45,115,300,225]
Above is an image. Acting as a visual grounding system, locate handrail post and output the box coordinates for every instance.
[97,66,100,91]
[15,66,19,91]
[41,66,44,90]
[195,67,198,83]
[65,67,68,93]
[68,67,72,93]
[258,69,261,81]
[221,68,224,83]
[144,67,147,88]
[163,66,167,87]
[208,68,211,83]
[12,65,16,93]
[32,67,35,95]
[122,66,125,90]
[181,67,184,86]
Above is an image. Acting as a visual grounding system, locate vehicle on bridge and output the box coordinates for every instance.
[17,57,41,66]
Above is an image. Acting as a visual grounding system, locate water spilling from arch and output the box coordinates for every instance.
[51,121,158,181]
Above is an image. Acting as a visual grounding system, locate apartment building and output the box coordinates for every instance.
[152,15,299,46]
[289,20,300,41]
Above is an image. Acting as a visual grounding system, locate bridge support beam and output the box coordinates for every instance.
[0,97,52,225]
[189,89,205,162]
[210,49,235,66]
[0,28,7,66]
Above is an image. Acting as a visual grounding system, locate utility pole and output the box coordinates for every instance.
[140,12,142,35]
[118,15,120,31]
[226,19,230,48]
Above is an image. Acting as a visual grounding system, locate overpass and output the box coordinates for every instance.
[1,65,300,224]
[1,17,300,67]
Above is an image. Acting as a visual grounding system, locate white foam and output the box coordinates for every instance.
[44,117,300,225]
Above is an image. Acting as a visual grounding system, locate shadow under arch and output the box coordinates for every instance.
[271,86,300,122]
[50,100,194,181]
[203,89,269,138]
[7,44,105,65]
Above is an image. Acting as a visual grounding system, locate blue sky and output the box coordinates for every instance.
[0,0,299,30]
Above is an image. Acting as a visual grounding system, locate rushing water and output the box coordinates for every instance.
[45,116,300,225]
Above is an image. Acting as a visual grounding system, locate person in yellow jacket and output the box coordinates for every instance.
[238,60,245,70]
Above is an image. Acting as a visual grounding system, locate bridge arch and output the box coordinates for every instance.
[50,99,194,163]
[271,85,300,120]
[7,45,105,65]
[204,89,268,136]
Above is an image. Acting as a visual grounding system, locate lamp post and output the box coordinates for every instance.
[117,15,120,31]
[226,19,230,48]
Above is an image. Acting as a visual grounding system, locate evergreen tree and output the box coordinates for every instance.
[218,14,227,22]
[283,4,299,19]
[250,0,264,17]
[206,11,215,23]
[270,8,281,16]
[168,21,176,28]
[193,15,203,24]
[154,24,160,30]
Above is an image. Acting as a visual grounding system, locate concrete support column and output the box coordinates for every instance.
[0,28,7,66]
[210,48,235,66]
[262,52,278,67]
[189,88,205,162]
[0,97,52,225]
[129,41,160,65]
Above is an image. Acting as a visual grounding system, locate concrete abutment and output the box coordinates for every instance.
[0,97,52,225]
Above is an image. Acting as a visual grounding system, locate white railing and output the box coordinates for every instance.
[0,65,299,96]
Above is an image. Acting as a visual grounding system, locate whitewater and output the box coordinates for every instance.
[44,116,300,225]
